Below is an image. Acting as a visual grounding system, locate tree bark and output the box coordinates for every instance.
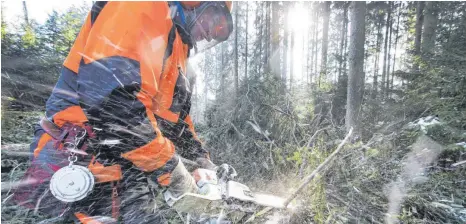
[307,3,312,83]
[413,1,425,71]
[309,4,316,81]
[342,9,348,78]
[346,1,366,135]
[386,2,393,97]
[234,2,239,98]
[22,1,29,25]
[421,1,438,55]
[245,2,248,81]
[314,6,320,80]
[282,2,289,85]
[381,3,391,98]
[290,24,295,92]
[258,2,264,75]
[271,1,280,78]
[320,2,331,86]
[372,13,383,100]
[302,16,307,83]
[339,4,348,79]
[263,2,270,71]
[391,5,401,90]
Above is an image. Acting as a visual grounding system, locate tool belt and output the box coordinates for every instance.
[40,117,122,219]
[40,117,122,182]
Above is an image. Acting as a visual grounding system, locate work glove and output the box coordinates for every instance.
[167,158,199,198]
[195,157,217,170]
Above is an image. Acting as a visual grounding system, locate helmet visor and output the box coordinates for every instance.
[189,2,233,53]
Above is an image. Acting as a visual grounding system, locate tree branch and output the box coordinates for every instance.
[283,127,353,207]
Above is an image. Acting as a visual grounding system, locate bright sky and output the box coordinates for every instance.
[288,2,310,83]
[2,0,88,25]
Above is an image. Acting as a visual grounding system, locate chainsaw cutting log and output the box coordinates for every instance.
[164,162,289,223]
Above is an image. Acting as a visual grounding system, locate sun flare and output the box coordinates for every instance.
[288,3,310,34]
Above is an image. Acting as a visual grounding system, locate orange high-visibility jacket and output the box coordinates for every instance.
[33,1,206,186]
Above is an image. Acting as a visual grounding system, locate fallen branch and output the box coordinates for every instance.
[1,143,29,151]
[244,207,273,223]
[2,151,30,157]
[261,103,292,117]
[230,122,245,139]
[1,143,30,157]
[452,160,466,167]
[1,144,199,168]
[283,127,353,207]
[305,127,329,148]
[247,128,354,222]
[2,178,38,192]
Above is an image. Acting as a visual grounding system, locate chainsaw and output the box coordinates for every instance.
[163,162,290,223]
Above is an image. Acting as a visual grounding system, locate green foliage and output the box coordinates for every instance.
[399,170,466,223]
[1,20,15,56]
[425,124,464,145]
[309,176,327,223]
[57,9,87,55]
[286,149,304,165]
[1,4,88,59]
[204,73,299,178]
[306,137,329,223]
[365,147,380,157]
[316,78,333,92]
[1,20,7,40]
[401,1,466,130]
[1,3,89,111]
[21,25,36,49]
[42,10,61,53]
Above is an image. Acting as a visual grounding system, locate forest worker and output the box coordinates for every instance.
[12,1,233,223]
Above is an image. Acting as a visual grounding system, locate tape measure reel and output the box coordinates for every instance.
[50,165,95,203]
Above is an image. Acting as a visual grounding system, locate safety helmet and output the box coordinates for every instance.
[181,1,232,11]
[180,1,233,53]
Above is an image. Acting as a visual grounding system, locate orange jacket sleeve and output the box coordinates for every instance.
[70,2,180,186]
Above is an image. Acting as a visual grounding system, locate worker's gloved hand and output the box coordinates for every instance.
[167,159,199,198]
[195,157,217,170]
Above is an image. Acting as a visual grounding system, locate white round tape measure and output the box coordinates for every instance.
[50,165,95,203]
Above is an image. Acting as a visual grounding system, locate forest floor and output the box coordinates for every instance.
[1,110,465,223]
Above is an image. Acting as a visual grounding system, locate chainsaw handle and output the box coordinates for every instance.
[216,164,237,181]
[180,158,237,181]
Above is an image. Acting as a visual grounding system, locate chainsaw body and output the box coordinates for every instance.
[164,168,287,223]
